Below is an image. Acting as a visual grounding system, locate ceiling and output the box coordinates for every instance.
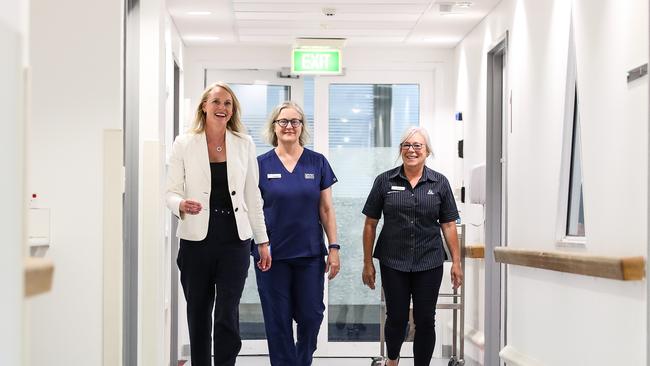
[167,0,501,48]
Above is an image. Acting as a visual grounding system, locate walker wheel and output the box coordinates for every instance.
[448,357,457,366]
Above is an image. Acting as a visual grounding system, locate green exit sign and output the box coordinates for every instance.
[292,49,342,75]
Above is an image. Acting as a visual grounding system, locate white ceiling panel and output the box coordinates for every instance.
[232,0,430,4]
[233,3,429,14]
[236,20,413,29]
[168,0,503,47]
[238,35,408,44]
[234,12,421,22]
[238,28,411,37]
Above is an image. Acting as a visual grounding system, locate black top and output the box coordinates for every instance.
[362,165,459,272]
[210,162,234,211]
[208,162,239,243]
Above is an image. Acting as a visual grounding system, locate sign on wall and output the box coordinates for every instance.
[292,48,342,75]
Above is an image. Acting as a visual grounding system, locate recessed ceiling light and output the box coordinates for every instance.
[186,11,212,16]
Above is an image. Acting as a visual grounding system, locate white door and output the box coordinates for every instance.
[312,69,436,357]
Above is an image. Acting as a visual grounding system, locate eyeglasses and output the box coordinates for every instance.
[274,119,303,128]
[400,142,424,151]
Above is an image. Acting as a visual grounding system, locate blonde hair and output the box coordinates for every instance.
[191,81,245,134]
[263,101,311,147]
[397,126,434,160]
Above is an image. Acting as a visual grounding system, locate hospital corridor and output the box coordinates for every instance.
[1,0,649,365]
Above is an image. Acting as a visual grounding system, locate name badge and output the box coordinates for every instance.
[267,173,282,179]
[390,186,405,191]
[305,173,315,180]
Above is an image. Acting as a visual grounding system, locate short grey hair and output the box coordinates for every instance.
[398,126,434,158]
[263,101,311,147]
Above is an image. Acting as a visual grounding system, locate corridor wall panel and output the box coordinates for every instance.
[453,0,647,364]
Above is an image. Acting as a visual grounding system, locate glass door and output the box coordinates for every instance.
[191,69,434,358]
[186,69,305,355]
[313,70,434,357]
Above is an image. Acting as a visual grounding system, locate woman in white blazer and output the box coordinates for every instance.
[166,81,271,366]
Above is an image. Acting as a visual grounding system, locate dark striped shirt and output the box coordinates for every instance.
[362,165,459,272]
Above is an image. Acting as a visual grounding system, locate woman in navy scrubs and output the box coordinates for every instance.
[166,82,271,366]
[255,101,340,366]
[361,127,463,366]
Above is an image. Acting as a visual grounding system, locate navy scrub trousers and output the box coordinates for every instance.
[255,257,326,366]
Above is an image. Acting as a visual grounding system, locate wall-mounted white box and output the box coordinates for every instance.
[28,207,51,246]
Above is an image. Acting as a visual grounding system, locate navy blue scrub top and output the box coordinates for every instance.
[257,148,338,260]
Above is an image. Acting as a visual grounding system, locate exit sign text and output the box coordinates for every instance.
[292,49,342,75]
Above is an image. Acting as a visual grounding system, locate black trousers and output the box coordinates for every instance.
[177,237,250,366]
[380,264,444,366]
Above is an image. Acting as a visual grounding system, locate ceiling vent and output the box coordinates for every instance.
[294,37,346,49]
[438,3,454,13]
[438,1,472,14]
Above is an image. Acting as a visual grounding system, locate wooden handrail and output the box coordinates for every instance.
[25,257,54,297]
[494,247,645,281]
[465,244,485,259]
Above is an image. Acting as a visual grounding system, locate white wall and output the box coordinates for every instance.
[139,0,175,365]
[27,0,122,364]
[454,0,647,364]
[140,2,188,364]
[0,0,27,364]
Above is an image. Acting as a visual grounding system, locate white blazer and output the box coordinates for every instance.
[165,129,269,243]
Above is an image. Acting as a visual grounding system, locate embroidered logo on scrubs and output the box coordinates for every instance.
[304,173,315,179]
[427,189,434,195]
[267,173,282,179]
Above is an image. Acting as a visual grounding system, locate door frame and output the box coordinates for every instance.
[485,33,508,366]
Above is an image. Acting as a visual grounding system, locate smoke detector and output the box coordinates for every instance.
[322,7,336,17]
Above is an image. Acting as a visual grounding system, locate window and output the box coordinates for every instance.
[229,84,290,155]
[566,87,585,237]
[559,22,586,242]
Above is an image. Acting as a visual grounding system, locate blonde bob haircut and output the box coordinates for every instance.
[263,101,311,147]
[191,81,245,134]
[397,126,435,160]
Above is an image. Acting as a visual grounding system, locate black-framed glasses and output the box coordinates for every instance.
[274,119,303,128]
[400,142,424,151]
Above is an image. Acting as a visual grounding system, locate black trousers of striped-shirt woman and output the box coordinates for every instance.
[380,263,444,366]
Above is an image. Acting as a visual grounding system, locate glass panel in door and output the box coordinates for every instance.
[229,84,290,341]
[327,83,419,343]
